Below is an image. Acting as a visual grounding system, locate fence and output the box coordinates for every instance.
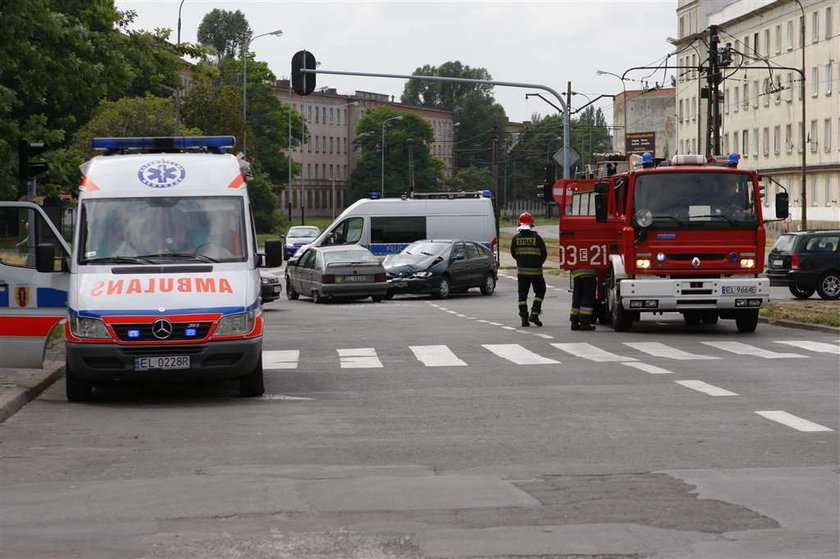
[500,200,556,221]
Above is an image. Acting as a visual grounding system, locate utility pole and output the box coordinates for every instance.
[705,25,723,157]
[490,124,499,195]
[566,82,573,175]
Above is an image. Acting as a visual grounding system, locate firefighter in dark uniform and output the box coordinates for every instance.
[510,212,547,327]
[570,268,597,331]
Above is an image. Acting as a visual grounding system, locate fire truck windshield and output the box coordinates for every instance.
[633,172,757,229]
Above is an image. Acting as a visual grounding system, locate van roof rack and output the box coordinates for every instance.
[91,136,235,155]
[410,190,493,199]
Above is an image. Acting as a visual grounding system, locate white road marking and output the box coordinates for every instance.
[488,322,503,326]
[533,333,555,340]
[502,326,517,331]
[446,310,458,314]
[262,350,300,369]
[551,343,636,362]
[455,314,467,318]
[623,342,719,360]
[483,344,559,365]
[675,380,738,397]
[774,340,840,355]
[337,348,383,368]
[476,319,491,324]
[700,341,807,359]
[261,394,313,401]
[755,411,833,432]
[410,345,467,367]
[621,362,675,374]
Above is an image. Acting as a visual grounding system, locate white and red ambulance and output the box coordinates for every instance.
[0,136,282,400]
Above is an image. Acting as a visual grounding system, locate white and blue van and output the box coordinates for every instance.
[0,137,282,400]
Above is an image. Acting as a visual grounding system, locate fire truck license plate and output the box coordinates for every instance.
[134,356,190,371]
[722,286,758,295]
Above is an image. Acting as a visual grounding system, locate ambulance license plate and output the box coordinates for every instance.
[134,355,190,371]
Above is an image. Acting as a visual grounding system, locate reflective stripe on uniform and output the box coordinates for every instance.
[571,269,597,278]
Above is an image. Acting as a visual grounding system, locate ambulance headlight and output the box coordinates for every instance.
[213,310,258,336]
[70,316,110,339]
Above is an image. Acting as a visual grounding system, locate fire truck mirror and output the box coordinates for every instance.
[594,182,609,194]
[594,194,608,222]
[775,192,789,219]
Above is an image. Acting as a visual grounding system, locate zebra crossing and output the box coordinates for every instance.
[263,339,839,370]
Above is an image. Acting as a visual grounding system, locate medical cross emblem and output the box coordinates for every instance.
[137,159,186,189]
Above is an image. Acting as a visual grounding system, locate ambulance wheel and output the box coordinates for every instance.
[735,309,759,333]
[65,360,92,402]
[480,274,496,295]
[371,295,383,302]
[286,278,299,300]
[434,277,451,299]
[239,357,264,397]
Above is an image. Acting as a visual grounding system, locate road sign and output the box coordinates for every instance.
[553,147,579,167]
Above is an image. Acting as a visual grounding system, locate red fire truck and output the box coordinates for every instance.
[554,153,789,333]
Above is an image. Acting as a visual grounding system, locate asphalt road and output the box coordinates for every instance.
[1,272,837,558]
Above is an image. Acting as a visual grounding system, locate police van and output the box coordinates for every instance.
[0,137,282,400]
[298,191,498,257]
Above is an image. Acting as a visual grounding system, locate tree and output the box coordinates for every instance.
[197,9,252,62]
[349,107,443,202]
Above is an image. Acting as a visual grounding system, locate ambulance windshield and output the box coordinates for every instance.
[633,172,757,228]
[79,197,247,264]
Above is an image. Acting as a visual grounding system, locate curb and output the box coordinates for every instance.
[758,316,840,334]
[0,364,64,424]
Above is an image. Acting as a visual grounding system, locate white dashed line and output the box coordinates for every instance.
[551,343,636,362]
[755,411,833,432]
[482,344,559,365]
[263,350,300,369]
[410,345,467,367]
[700,341,807,359]
[261,394,313,401]
[488,322,503,326]
[502,326,517,331]
[533,333,555,340]
[623,342,719,360]
[675,380,738,397]
[337,348,383,368]
[774,340,840,355]
[621,362,675,375]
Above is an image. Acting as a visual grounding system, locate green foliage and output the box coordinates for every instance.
[349,107,443,202]
[246,172,279,233]
[197,9,252,62]
[447,166,493,191]
[400,61,508,172]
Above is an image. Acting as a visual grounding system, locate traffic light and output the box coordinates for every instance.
[291,50,317,95]
[18,139,49,183]
[537,162,555,199]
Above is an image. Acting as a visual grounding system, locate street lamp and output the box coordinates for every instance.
[242,28,283,157]
[595,70,628,153]
[666,37,703,155]
[175,0,187,128]
[793,0,807,229]
[380,115,404,196]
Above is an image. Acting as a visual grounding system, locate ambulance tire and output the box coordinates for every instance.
[735,309,759,333]
[65,360,93,402]
[286,278,299,300]
[371,295,383,302]
[239,357,265,397]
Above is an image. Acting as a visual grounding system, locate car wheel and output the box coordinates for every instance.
[312,290,326,304]
[816,272,840,300]
[384,290,394,300]
[65,360,93,402]
[435,277,450,299]
[285,278,299,300]
[239,356,264,397]
[371,295,383,302]
[788,284,815,299]
[735,309,759,333]
[480,273,496,295]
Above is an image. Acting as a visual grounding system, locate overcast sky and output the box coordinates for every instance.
[116,1,678,125]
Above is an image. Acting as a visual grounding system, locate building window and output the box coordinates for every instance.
[825,176,833,206]
[774,125,781,154]
[825,119,832,152]
[679,99,684,121]
[724,133,730,154]
[786,72,794,101]
[679,16,685,38]
[810,179,817,207]
[329,137,333,153]
[753,32,759,56]
[764,29,770,57]
[752,129,759,157]
[825,64,832,95]
[742,129,749,156]
[762,127,769,156]
[826,6,833,40]
[775,24,782,54]
[733,131,739,155]
[734,86,740,112]
[343,138,347,154]
[314,106,319,124]
[679,139,684,153]
[786,20,794,50]
[753,80,759,108]
[763,78,770,106]
[812,11,819,43]
[743,82,749,109]
[786,124,793,152]
[810,120,818,152]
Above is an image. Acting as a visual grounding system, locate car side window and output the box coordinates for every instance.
[804,235,840,252]
[466,243,480,260]
[327,217,363,246]
[452,242,466,260]
[300,250,316,269]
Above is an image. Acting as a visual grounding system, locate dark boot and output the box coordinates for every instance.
[520,314,530,327]
[578,321,595,331]
[529,314,542,327]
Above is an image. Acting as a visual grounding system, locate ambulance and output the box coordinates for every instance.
[0,136,282,400]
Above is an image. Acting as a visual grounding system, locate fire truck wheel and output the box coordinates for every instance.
[594,301,612,325]
[735,309,759,333]
[683,311,702,325]
[239,357,265,397]
[65,360,93,402]
[608,283,633,332]
[701,311,719,325]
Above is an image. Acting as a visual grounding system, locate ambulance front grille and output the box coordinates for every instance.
[111,322,213,342]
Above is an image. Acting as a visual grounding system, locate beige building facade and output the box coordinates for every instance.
[276,81,455,218]
[673,0,840,229]
[612,88,677,159]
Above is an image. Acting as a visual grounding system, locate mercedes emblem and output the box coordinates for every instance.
[151,319,174,339]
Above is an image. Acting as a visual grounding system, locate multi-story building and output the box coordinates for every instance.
[276,81,456,218]
[612,88,677,159]
[673,0,839,229]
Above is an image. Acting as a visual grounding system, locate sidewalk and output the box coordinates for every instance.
[0,360,64,423]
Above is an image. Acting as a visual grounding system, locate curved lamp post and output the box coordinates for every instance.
[380,115,404,196]
[243,28,283,156]
[595,70,628,152]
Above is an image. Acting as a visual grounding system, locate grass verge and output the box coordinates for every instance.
[760,300,840,328]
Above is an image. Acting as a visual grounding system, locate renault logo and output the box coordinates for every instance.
[151,319,173,339]
[691,257,701,268]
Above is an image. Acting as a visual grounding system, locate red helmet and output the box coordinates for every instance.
[518,212,534,227]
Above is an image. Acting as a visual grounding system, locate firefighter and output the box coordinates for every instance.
[570,268,597,331]
[510,212,547,327]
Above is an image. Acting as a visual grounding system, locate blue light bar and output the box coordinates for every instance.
[727,152,740,167]
[127,329,141,338]
[481,189,493,198]
[368,192,381,199]
[184,328,197,337]
[92,136,236,151]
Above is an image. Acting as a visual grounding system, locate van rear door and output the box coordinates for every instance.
[0,202,70,368]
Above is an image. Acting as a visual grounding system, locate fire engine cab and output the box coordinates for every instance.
[554,153,789,333]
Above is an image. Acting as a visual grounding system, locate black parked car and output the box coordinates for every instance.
[383,240,497,299]
[260,271,282,303]
[766,230,840,299]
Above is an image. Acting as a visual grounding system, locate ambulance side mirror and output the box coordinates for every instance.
[35,243,55,273]
[264,239,283,268]
[775,192,789,219]
[594,194,608,223]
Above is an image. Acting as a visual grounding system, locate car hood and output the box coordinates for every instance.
[70,269,258,316]
[287,236,317,245]
[383,253,444,274]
